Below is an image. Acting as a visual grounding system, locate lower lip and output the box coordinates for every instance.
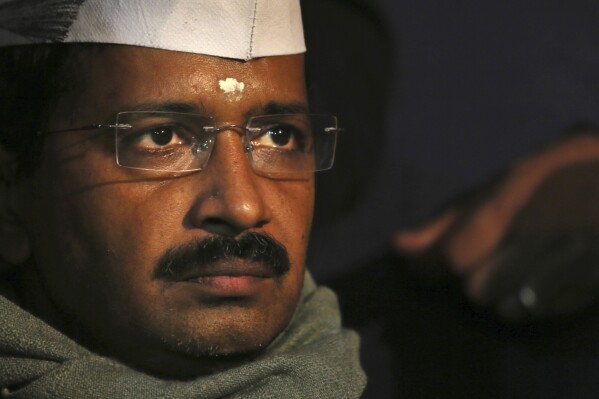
[185,275,268,297]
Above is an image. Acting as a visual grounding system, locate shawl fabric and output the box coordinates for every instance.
[0,273,365,398]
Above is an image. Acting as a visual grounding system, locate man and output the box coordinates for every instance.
[0,1,365,397]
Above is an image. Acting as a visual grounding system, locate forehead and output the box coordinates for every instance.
[54,46,307,124]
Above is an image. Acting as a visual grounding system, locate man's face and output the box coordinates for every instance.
[11,47,312,377]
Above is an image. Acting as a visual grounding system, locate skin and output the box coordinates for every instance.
[1,47,313,378]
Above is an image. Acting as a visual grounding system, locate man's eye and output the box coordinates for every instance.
[126,125,193,150]
[253,126,304,150]
[146,127,177,146]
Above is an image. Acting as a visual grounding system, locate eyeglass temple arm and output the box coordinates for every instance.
[37,123,132,136]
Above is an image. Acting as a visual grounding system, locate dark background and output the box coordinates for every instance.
[302,1,599,398]
[305,0,599,279]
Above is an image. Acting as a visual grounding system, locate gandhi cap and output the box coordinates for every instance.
[0,0,305,60]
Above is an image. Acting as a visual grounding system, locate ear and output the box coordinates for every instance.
[393,210,456,255]
[0,147,30,265]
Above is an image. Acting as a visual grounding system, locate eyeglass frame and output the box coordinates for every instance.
[36,111,342,178]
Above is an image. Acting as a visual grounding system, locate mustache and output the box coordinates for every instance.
[154,232,291,280]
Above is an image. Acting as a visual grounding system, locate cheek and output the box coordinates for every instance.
[25,159,184,290]
[265,178,314,265]
[72,183,189,276]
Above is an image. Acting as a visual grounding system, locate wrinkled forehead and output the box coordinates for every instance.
[0,0,305,60]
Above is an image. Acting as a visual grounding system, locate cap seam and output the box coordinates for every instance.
[247,0,258,60]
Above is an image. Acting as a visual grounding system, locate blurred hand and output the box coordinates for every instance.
[395,132,599,322]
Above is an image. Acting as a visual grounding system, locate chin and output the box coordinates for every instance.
[169,330,273,358]
[116,308,291,379]
[125,332,274,380]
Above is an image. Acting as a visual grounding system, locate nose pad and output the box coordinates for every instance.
[191,139,212,155]
[191,136,215,159]
[181,135,216,171]
[243,141,254,154]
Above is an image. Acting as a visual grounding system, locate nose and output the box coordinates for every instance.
[187,130,269,237]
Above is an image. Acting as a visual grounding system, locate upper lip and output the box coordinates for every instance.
[169,258,276,282]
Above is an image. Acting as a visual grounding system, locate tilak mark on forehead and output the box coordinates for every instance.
[219,78,246,102]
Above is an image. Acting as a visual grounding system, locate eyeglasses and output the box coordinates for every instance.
[39,111,340,179]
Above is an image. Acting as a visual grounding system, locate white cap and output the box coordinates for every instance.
[0,0,306,60]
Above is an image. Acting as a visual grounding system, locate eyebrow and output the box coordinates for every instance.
[126,102,210,115]
[121,100,309,119]
[246,101,310,118]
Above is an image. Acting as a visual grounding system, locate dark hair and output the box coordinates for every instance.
[0,44,84,175]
